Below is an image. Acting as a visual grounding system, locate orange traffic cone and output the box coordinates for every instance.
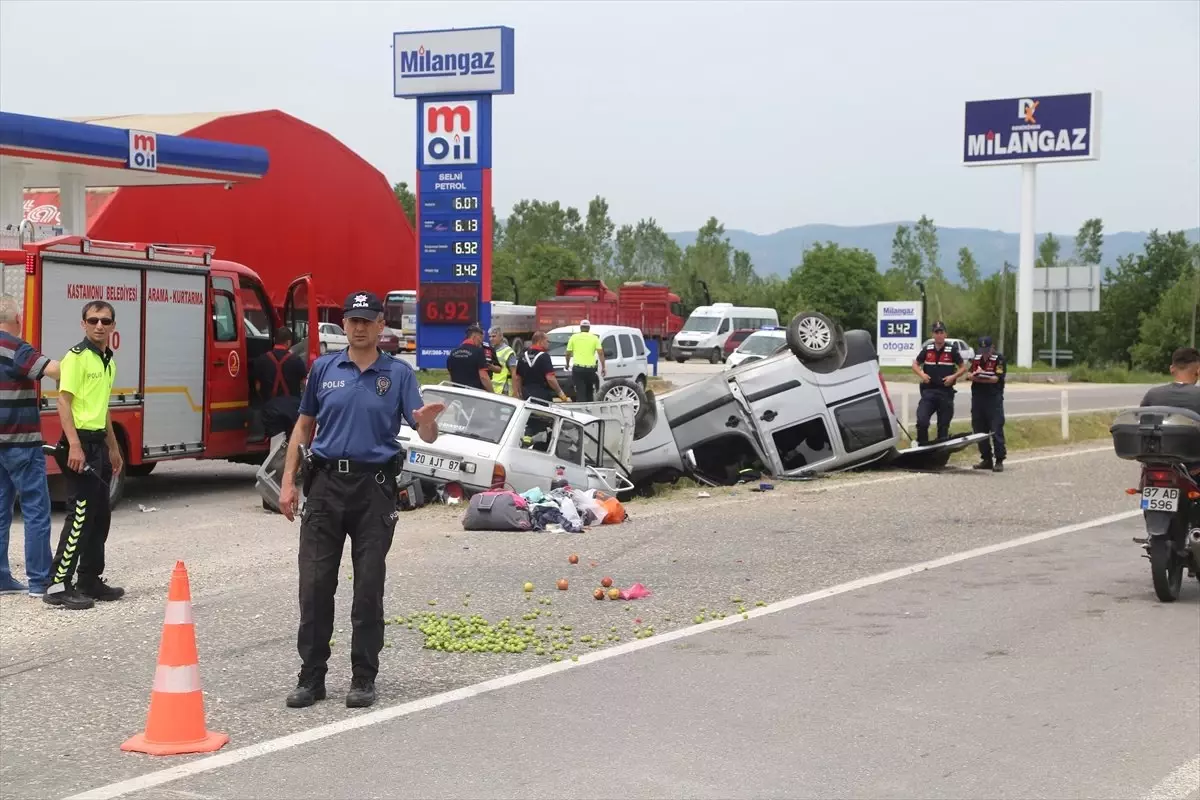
[121,561,229,756]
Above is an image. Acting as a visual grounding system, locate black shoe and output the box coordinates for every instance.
[972,460,994,471]
[78,578,124,602]
[993,462,1005,473]
[286,679,327,708]
[42,587,95,610]
[346,677,376,708]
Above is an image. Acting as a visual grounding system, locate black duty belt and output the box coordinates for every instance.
[311,457,398,476]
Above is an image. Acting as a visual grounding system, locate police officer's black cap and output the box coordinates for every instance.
[343,291,384,320]
[979,335,993,348]
[931,320,947,332]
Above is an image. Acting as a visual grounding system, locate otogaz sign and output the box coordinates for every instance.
[127,129,158,172]
[875,301,923,367]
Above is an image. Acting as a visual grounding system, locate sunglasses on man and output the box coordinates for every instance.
[85,316,114,327]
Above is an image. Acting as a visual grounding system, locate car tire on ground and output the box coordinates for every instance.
[708,347,722,364]
[319,341,328,355]
[787,311,842,362]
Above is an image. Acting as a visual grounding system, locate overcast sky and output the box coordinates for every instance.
[1,0,1197,236]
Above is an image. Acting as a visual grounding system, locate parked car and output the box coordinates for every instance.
[723,328,757,358]
[316,322,349,353]
[922,337,975,363]
[725,328,788,370]
[546,324,651,413]
[630,310,986,486]
[378,326,402,353]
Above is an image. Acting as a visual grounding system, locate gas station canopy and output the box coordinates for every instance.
[0,111,269,188]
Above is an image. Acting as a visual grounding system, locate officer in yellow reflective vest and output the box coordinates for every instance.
[489,326,517,395]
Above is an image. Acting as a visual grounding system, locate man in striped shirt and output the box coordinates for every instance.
[0,296,61,596]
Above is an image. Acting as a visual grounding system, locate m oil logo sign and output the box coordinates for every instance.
[128,129,158,172]
[422,101,477,166]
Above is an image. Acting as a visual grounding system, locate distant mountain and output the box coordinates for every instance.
[666,223,1200,281]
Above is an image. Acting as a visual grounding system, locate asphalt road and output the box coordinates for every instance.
[2,445,1196,800]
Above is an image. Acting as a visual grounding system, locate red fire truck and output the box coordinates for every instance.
[0,236,320,508]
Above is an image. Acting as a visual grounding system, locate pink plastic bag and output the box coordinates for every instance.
[618,583,652,600]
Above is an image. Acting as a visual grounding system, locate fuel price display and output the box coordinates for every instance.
[418,169,484,282]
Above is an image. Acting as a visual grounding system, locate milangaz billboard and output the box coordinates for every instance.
[963,92,1101,166]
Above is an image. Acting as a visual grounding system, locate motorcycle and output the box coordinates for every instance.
[1112,406,1200,602]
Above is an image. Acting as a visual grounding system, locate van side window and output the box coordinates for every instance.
[602,335,618,359]
[833,394,893,453]
[718,318,730,334]
[632,335,645,356]
[618,334,634,358]
[773,418,834,471]
[211,276,238,343]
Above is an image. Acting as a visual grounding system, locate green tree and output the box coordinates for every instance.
[612,218,683,283]
[786,242,883,332]
[1037,232,1061,269]
[517,243,583,303]
[1129,262,1197,371]
[1074,218,1104,265]
[888,224,923,291]
[581,196,615,278]
[914,214,943,280]
[392,181,416,228]
[500,199,585,259]
[956,246,980,291]
[1091,230,1196,365]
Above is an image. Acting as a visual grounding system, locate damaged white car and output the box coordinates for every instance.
[397,386,637,499]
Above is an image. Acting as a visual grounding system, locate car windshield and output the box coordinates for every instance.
[738,334,785,356]
[682,315,722,333]
[420,389,516,444]
[546,332,572,356]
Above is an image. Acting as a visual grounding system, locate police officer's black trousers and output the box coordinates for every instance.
[971,394,1007,463]
[572,366,599,402]
[297,468,399,683]
[48,431,113,592]
[915,389,954,445]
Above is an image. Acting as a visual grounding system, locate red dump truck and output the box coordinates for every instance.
[534,279,684,341]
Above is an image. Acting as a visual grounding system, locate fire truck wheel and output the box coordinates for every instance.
[126,463,157,477]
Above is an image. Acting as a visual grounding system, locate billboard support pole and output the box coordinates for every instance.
[1017,163,1036,368]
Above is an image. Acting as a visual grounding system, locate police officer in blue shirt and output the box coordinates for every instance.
[277,291,444,710]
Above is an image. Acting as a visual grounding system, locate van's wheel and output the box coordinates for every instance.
[599,377,648,416]
[709,347,722,364]
[1149,536,1184,602]
[787,311,842,362]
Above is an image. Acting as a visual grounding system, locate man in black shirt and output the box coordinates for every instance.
[1141,347,1200,479]
[910,321,967,446]
[967,335,1007,472]
[252,327,309,439]
[513,331,569,403]
[446,324,491,391]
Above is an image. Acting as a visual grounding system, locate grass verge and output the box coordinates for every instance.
[1067,365,1168,384]
[944,410,1118,462]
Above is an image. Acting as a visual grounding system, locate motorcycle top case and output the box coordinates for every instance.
[1111,406,1200,464]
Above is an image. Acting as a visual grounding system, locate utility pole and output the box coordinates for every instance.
[916,280,927,341]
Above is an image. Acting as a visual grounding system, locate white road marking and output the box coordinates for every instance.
[65,503,1141,800]
[1145,757,1200,800]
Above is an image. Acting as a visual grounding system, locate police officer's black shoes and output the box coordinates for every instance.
[973,460,994,471]
[993,461,1005,473]
[346,676,377,708]
[78,577,124,602]
[286,678,327,708]
[42,587,95,610]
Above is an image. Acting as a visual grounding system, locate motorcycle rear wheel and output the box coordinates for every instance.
[1149,536,1184,602]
